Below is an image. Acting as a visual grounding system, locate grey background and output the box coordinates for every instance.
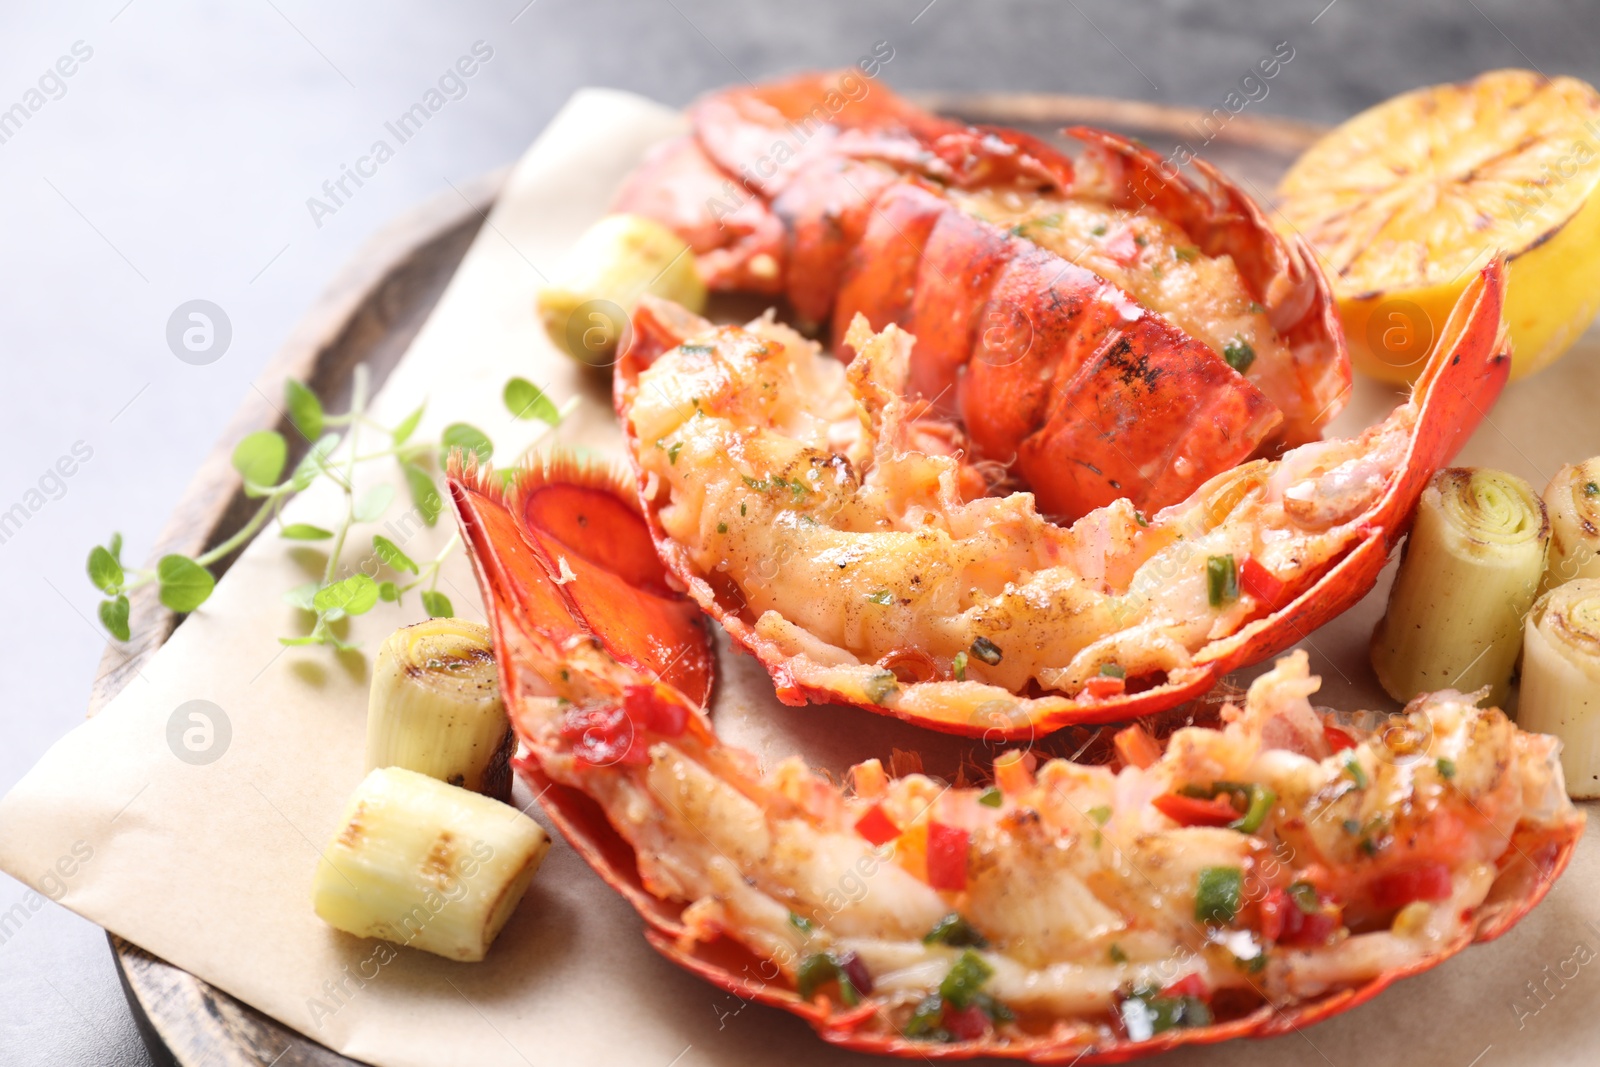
[2,1,1596,1063]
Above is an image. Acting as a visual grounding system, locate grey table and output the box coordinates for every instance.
[3,1,1597,1063]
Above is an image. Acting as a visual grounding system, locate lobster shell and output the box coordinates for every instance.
[449,442,1578,1062]
[616,261,1509,738]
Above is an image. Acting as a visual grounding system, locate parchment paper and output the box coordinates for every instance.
[3,88,1599,1067]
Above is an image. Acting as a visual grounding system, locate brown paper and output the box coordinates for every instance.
[3,88,1598,1067]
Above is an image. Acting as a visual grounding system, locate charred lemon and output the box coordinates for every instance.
[1278,69,1600,382]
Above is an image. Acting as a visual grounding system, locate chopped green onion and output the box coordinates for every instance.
[1286,881,1320,914]
[1099,662,1126,678]
[1109,943,1128,963]
[1195,866,1243,925]
[789,912,815,935]
[1175,245,1199,262]
[867,589,895,605]
[938,949,994,1009]
[970,636,1003,665]
[1436,757,1457,780]
[1223,338,1256,374]
[977,785,1002,808]
[1207,554,1238,607]
[1087,805,1112,826]
[952,650,968,680]
[796,953,836,999]
[716,522,728,534]
[923,913,989,948]
[904,993,945,1038]
[1119,989,1212,1041]
[667,442,682,464]
[1228,785,1276,834]
[1344,756,1369,789]
[1248,301,1266,315]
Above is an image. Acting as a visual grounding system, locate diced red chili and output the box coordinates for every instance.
[1113,724,1163,769]
[926,821,970,891]
[1239,557,1287,608]
[1158,974,1209,1001]
[942,1001,990,1041]
[1322,722,1357,753]
[1083,675,1127,699]
[854,804,902,847]
[837,950,874,997]
[1259,886,1343,946]
[1369,862,1453,910]
[1152,792,1240,827]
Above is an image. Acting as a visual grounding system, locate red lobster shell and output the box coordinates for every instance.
[449,447,1578,1062]
[613,71,1350,522]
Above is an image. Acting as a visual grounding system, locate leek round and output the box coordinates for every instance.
[1518,579,1600,798]
[366,618,513,800]
[1540,459,1600,595]
[536,213,706,366]
[1371,467,1548,707]
[313,767,550,961]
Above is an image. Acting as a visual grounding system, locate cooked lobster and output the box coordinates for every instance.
[613,70,1350,522]
[449,452,1580,1062]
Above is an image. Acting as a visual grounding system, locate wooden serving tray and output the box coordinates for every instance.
[96,95,1324,1067]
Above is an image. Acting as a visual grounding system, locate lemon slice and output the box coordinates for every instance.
[1278,69,1600,382]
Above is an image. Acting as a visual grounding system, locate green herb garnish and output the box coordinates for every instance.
[923,913,989,948]
[1195,866,1243,925]
[1223,338,1256,374]
[1206,554,1238,607]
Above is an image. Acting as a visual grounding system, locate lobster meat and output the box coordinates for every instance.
[615,261,1508,737]
[613,71,1350,522]
[449,452,1580,1062]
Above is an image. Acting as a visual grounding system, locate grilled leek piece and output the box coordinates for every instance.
[313,767,550,961]
[366,618,513,801]
[1541,459,1600,595]
[536,213,705,366]
[1519,579,1600,798]
[1371,467,1548,706]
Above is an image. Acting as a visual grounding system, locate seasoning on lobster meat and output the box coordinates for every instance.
[614,261,1508,736]
[449,455,1581,1062]
[612,71,1349,521]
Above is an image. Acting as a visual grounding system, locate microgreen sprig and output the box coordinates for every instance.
[87,369,570,654]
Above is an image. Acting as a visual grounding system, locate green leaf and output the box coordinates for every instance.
[503,378,561,425]
[283,581,320,611]
[88,545,124,594]
[156,555,215,613]
[391,403,425,446]
[313,573,379,616]
[280,523,333,541]
[99,595,130,641]
[279,634,323,647]
[290,433,342,491]
[109,532,123,563]
[354,484,396,523]
[372,535,418,574]
[403,463,442,527]
[421,590,453,618]
[285,380,324,440]
[439,423,493,467]
[232,430,288,493]
[378,580,401,602]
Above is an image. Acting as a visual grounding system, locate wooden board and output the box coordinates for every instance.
[98,96,1323,1067]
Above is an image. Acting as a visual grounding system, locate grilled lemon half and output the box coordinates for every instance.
[1278,69,1600,382]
